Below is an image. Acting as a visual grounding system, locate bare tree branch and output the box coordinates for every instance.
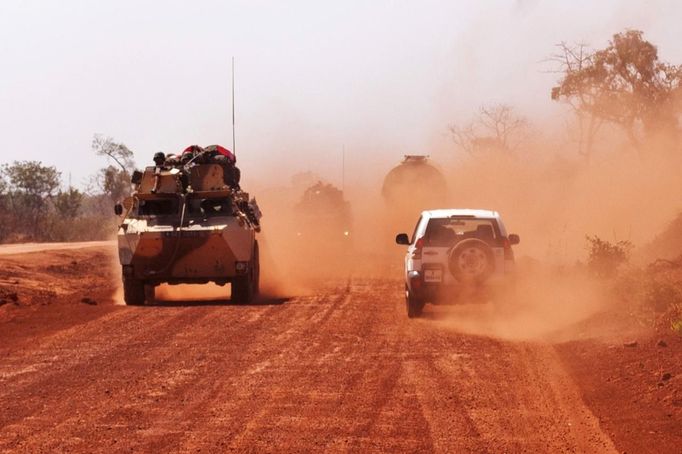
[449,104,529,156]
[91,134,135,173]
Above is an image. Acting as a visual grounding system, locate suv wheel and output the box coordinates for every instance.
[448,239,494,283]
[405,286,424,318]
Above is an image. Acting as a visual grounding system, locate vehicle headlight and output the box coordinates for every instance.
[235,262,249,274]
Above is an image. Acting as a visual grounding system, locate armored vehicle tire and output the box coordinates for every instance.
[448,239,494,284]
[232,242,260,304]
[406,286,424,318]
[252,242,260,295]
[144,284,155,304]
[123,275,146,306]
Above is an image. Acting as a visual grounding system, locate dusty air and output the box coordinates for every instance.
[0,2,681,453]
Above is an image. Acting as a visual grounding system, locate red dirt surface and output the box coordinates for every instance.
[556,322,682,454]
[0,244,680,452]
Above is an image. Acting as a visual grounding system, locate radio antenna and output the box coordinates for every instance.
[231,56,236,159]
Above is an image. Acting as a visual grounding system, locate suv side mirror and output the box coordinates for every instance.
[114,203,123,216]
[508,234,520,245]
[396,233,410,245]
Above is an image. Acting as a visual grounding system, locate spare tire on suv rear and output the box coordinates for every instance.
[448,238,494,283]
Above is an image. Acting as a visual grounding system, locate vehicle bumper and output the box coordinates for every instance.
[406,270,513,302]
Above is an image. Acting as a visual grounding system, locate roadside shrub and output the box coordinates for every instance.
[643,279,682,312]
[586,235,633,278]
[44,214,117,242]
[614,255,682,333]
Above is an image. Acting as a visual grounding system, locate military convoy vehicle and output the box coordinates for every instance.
[382,155,447,211]
[381,155,448,251]
[294,181,352,248]
[287,181,353,274]
[115,146,262,305]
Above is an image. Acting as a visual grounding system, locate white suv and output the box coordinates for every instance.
[395,209,519,317]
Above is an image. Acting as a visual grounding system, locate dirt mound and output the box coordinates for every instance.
[0,245,118,322]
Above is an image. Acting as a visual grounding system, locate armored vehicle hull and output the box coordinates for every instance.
[116,157,262,305]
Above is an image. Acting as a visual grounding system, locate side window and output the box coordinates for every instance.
[410,216,423,244]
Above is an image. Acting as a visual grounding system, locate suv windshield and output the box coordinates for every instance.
[424,217,498,247]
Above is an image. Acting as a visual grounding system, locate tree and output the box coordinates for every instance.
[92,134,135,172]
[2,161,61,237]
[0,173,7,210]
[450,104,529,155]
[92,134,136,201]
[54,187,84,219]
[549,42,604,161]
[100,165,132,202]
[552,30,682,154]
[0,173,8,241]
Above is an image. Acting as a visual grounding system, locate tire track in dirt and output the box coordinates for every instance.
[132,298,323,452]
[391,296,619,453]
[171,285,357,452]
[0,307,218,451]
[0,268,621,453]
[399,318,618,453]
[513,343,618,453]
[2,301,293,453]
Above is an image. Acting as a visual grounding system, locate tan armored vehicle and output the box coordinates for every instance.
[294,181,352,244]
[115,148,262,305]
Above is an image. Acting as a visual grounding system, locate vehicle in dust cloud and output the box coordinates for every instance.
[293,181,353,271]
[395,209,520,317]
[382,155,447,218]
[115,145,262,305]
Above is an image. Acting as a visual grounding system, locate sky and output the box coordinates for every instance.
[1,0,681,190]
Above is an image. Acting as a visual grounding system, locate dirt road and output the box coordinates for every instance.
[0,240,114,256]
[0,245,680,453]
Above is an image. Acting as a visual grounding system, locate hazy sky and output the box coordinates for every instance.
[1,0,681,189]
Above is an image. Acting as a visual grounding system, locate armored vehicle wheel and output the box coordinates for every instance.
[144,284,155,304]
[406,286,424,318]
[232,274,253,304]
[123,275,146,306]
[252,241,260,296]
[232,242,260,304]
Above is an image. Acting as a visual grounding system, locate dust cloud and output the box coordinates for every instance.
[155,283,230,302]
[104,5,682,324]
[250,111,681,342]
[428,265,610,341]
[108,246,126,306]
[108,121,681,326]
